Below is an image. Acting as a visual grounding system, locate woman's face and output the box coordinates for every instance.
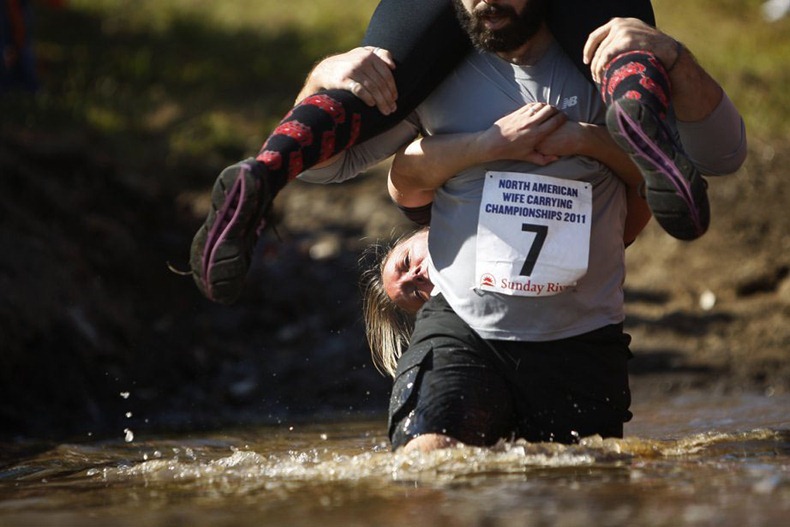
[382,229,433,314]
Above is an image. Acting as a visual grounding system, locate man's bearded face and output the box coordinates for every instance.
[453,0,548,53]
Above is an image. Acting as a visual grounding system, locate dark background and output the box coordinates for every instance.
[1,0,788,442]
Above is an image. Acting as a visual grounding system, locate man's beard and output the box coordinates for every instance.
[453,0,548,53]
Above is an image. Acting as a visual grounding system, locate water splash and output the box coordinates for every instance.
[92,428,786,488]
[1,420,787,527]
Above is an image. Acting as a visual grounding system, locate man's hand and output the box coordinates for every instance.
[583,17,725,124]
[583,17,681,84]
[478,102,567,165]
[534,120,591,158]
[298,47,398,115]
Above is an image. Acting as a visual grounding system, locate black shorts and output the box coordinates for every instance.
[388,295,633,449]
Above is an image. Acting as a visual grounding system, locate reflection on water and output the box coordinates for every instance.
[1,393,788,527]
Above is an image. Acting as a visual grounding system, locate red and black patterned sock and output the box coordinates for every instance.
[254,89,366,195]
[600,50,671,119]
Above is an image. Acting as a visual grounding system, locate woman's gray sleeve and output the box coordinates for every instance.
[297,118,421,184]
[676,91,747,176]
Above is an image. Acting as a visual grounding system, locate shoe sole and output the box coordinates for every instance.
[607,99,709,241]
[190,159,265,303]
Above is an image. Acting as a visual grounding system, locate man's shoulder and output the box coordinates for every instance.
[415,51,524,135]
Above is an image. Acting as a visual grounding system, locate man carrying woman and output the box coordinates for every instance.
[189,1,746,452]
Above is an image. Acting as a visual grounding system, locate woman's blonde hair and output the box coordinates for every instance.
[359,228,426,377]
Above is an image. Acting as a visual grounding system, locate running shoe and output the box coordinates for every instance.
[607,98,710,240]
[190,158,270,303]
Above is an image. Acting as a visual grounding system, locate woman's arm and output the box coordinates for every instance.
[537,120,651,244]
[390,105,651,244]
[388,102,566,208]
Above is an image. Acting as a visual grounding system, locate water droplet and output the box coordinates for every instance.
[123,428,134,443]
[125,412,132,418]
[119,392,130,399]
[699,289,716,311]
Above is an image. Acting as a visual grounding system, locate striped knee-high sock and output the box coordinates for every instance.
[600,50,672,119]
[254,89,366,196]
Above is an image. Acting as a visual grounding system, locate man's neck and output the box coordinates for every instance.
[495,23,553,66]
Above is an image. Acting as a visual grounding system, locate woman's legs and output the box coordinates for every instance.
[360,0,471,128]
[602,49,710,240]
[551,0,709,240]
[254,0,471,190]
[548,0,655,81]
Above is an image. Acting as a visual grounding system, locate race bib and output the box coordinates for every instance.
[475,171,592,297]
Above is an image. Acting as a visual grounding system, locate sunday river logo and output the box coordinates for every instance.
[479,273,574,296]
[480,273,496,288]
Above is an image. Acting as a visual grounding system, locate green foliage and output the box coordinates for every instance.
[1,0,787,187]
[653,0,790,141]
[1,1,377,185]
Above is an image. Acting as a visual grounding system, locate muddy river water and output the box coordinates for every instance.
[1,392,787,527]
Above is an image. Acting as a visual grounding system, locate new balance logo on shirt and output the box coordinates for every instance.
[561,95,579,110]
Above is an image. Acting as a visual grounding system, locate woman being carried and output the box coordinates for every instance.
[362,96,653,375]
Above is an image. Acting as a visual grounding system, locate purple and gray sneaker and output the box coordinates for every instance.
[607,98,710,241]
[190,158,270,304]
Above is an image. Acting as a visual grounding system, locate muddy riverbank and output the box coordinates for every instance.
[0,130,787,441]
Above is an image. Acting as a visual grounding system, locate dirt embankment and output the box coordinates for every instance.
[1,132,788,441]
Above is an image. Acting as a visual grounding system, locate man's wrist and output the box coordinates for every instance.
[665,39,684,73]
[576,122,600,158]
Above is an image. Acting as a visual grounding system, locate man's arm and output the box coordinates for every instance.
[293,47,404,173]
[584,17,722,121]
[297,47,398,115]
[289,47,402,175]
